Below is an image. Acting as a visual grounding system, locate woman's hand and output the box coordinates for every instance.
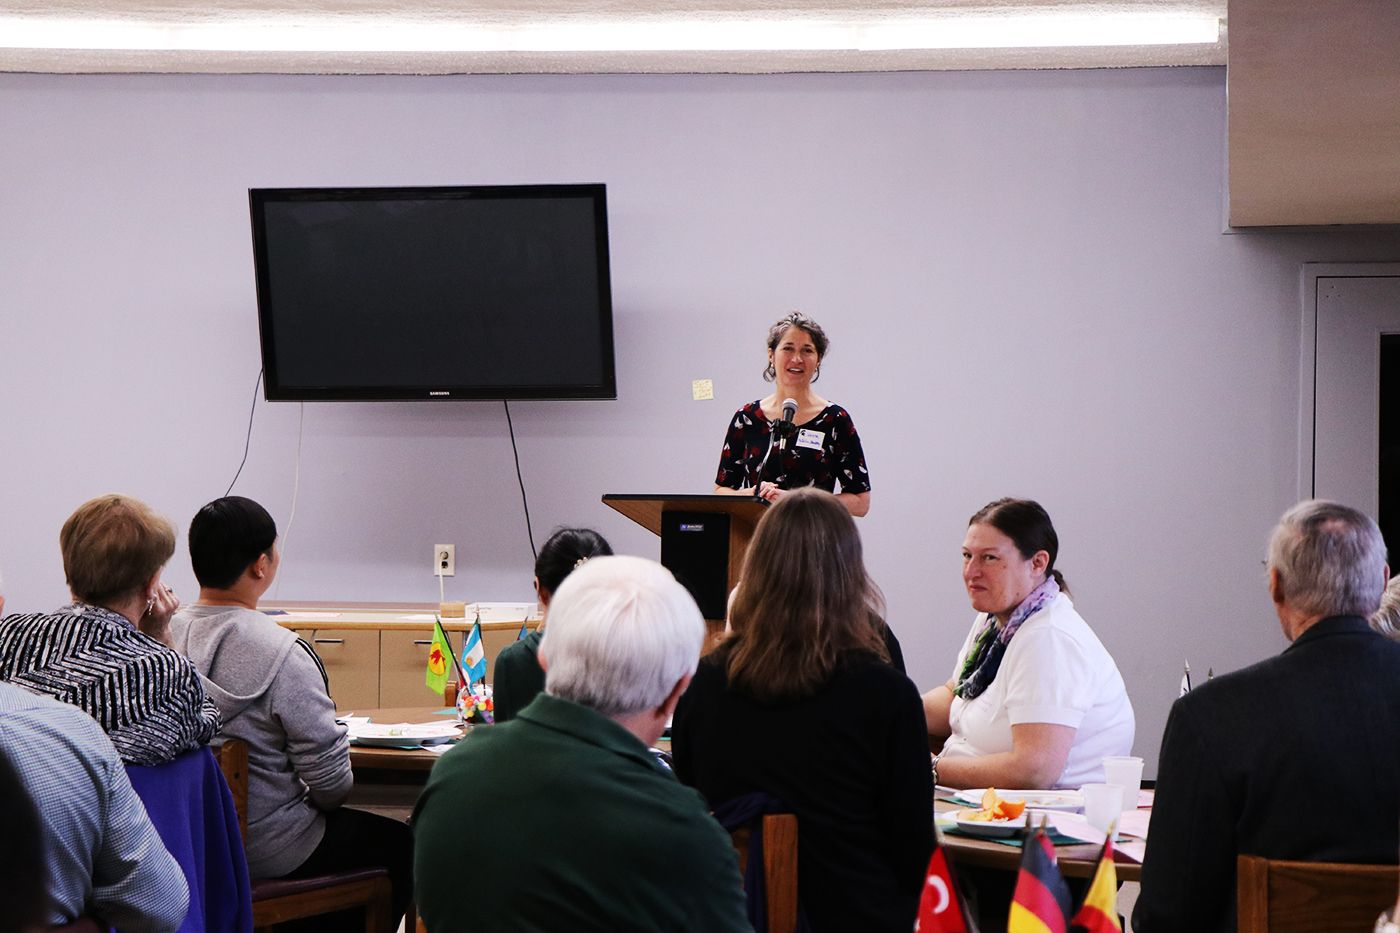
[141,583,180,646]
[758,482,786,503]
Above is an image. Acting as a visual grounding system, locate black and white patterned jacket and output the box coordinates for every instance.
[0,603,220,765]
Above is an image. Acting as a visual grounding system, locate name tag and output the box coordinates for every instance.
[796,428,825,451]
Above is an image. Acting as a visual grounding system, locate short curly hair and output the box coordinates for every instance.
[763,312,829,382]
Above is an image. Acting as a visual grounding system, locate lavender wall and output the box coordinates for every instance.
[3,67,1399,772]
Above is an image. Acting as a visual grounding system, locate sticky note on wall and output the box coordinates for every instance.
[692,379,714,401]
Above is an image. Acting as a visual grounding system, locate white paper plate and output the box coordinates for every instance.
[349,722,461,747]
[952,808,1031,839]
[952,789,1084,812]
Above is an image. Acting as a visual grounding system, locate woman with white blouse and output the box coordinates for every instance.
[923,497,1135,790]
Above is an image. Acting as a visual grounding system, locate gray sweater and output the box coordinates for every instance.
[171,605,352,878]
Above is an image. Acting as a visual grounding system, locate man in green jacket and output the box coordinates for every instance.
[412,555,750,933]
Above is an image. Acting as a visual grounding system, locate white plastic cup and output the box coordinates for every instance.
[1081,783,1124,835]
[1102,756,1145,808]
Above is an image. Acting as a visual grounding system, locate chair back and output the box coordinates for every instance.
[1237,854,1398,933]
[729,813,799,933]
[124,747,254,933]
[212,738,249,842]
[211,737,395,933]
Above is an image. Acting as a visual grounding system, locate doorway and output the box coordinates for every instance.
[1304,264,1400,567]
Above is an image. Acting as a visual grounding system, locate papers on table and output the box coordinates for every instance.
[1033,810,1148,862]
[346,721,462,747]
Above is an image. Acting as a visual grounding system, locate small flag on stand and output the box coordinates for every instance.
[425,618,451,696]
[914,821,974,932]
[1008,819,1072,933]
[462,615,487,685]
[1179,660,1192,696]
[1069,829,1121,933]
[516,620,530,641]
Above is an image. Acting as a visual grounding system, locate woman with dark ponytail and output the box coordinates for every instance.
[492,528,613,722]
[923,498,1134,790]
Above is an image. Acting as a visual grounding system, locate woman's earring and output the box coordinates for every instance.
[763,362,776,382]
[812,365,821,383]
[145,598,154,615]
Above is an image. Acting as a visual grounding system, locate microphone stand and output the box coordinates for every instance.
[750,418,797,495]
[751,426,779,496]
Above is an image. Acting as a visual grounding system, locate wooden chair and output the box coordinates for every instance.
[729,813,799,933]
[212,738,394,933]
[1237,853,1399,933]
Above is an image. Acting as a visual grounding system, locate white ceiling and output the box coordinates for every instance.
[0,0,1227,74]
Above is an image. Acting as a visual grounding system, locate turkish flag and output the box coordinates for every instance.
[914,845,970,932]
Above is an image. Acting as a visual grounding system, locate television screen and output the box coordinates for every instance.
[249,184,616,400]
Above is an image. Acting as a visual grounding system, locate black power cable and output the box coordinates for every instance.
[225,369,264,496]
[503,400,538,561]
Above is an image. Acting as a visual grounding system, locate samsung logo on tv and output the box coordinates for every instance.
[429,391,450,397]
[678,523,705,532]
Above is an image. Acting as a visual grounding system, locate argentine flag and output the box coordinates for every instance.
[463,621,488,685]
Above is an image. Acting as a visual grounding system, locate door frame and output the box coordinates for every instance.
[1299,262,1400,501]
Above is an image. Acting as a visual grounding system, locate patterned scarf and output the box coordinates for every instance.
[954,576,1060,701]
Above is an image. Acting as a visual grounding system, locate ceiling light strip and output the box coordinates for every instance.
[0,14,1223,54]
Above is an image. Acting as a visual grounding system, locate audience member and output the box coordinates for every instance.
[0,741,46,933]
[1371,572,1400,640]
[1379,880,1400,933]
[923,497,1134,789]
[170,496,412,927]
[492,526,612,722]
[672,488,933,932]
[1134,499,1400,932]
[0,494,218,764]
[0,679,188,931]
[413,556,749,933]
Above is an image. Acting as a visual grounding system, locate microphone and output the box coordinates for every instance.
[753,398,798,491]
[777,397,798,447]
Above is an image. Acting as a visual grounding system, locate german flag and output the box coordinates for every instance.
[1070,832,1121,933]
[1008,821,1071,933]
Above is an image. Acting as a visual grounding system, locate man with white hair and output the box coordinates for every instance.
[1134,500,1400,933]
[411,555,750,932]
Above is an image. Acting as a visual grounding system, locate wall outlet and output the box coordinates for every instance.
[434,544,455,577]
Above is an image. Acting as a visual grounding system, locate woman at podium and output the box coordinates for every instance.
[712,312,871,517]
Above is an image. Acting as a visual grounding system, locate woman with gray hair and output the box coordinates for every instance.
[713,311,871,516]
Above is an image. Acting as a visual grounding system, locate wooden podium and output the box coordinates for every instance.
[602,494,768,628]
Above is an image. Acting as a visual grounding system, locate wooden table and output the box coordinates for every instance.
[341,710,1145,882]
[340,707,466,821]
[935,799,1143,882]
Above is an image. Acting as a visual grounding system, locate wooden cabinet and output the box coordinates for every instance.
[379,629,444,708]
[272,604,540,711]
[305,628,380,710]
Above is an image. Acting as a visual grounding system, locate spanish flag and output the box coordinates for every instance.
[1069,832,1121,933]
[1008,822,1071,933]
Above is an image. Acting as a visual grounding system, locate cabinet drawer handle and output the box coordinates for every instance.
[313,638,345,645]
[413,639,432,646]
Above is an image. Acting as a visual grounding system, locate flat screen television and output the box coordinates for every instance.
[249,184,616,401]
